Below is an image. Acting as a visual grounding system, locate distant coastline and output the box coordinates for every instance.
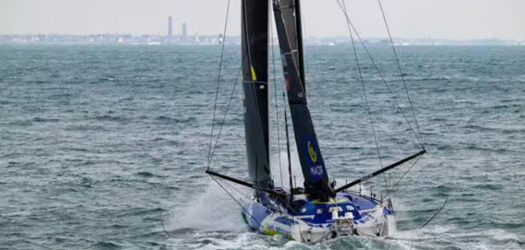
[0,34,522,46]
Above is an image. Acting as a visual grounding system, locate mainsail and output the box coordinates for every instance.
[272,0,334,200]
[241,0,272,189]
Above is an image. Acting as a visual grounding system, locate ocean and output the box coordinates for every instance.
[0,44,524,249]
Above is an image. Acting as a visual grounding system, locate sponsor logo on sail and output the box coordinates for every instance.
[304,136,324,180]
[308,141,317,163]
[310,165,324,177]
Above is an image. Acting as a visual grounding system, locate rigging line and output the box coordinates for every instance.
[300,1,307,46]
[338,0,391,195]
[207,0,232,170]
[270,10,284,188]
[390,156,421,192]
[383,156,421,200]
[419,197,448,229]
[331,1,423,148]
[160,220,172,238]
[210,175,264,228]
[377,0,424,147]
[208,67,242,164]
[283,92,293,200]
[338,1,387,169]
[219,173,257,201]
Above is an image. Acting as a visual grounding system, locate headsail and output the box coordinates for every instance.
[278,0,306,92]
[241,0,272,189]
[272,0,334,200]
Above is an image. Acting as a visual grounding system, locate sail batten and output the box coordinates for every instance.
[241,0,272,189]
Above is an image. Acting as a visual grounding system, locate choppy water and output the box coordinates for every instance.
[0,44,524,249]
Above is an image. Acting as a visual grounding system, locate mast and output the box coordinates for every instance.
[294,0,306,89]
[241,0,272,189]
[272,0,334,200]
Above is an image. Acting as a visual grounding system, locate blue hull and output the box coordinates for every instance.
[242,191,395,243]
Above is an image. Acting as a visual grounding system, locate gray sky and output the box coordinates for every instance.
[1,0,524,40]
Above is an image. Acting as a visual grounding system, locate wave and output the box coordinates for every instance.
[155,115,196,123]
[8,120,33,126]
[390,225,524,250]
[32,117,60,123]
[61,147,88,152]
[95,115,128,122]
[472,183,503,191]
[90,241,122,249]
[65,124,107,131]
[135,171,155,178]
[116,207,166,218]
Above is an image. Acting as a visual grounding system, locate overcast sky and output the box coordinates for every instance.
[1,0,524,40]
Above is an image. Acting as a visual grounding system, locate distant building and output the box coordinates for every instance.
[182,22,187,38]
[168,16,173,37]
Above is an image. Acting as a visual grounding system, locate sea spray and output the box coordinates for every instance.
[270,149,304,189]
[168,181,251,232]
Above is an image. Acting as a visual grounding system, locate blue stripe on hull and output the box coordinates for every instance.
[243,202,270,231]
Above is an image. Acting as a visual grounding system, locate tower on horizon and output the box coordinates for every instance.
[168,16,173,37]
[182,22,187,38]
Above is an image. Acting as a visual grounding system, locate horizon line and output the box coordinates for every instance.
[0,33,523,42]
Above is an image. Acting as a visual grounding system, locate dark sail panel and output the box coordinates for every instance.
[241,0,272,189]
[272,1,334,200]
[279,0,306,91]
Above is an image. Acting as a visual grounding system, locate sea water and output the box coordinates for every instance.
[0,44,524,249]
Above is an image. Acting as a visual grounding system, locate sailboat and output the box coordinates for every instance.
[206,0,426,243]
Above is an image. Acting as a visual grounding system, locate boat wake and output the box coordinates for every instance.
[389,225,523,250]
[165,182,281,249]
